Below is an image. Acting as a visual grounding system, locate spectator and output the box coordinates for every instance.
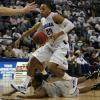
[4,45,15,58]
[89,51,100,72]
[2,29,12,45]
[74,50,90,76]
[0,46,3,57]
[68,29,78,51]
[12,45,24,58]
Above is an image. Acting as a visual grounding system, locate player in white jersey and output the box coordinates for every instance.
[12,1,75,94]
[2,73,100,98]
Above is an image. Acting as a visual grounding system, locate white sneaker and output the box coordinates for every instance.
[11,83,27,94]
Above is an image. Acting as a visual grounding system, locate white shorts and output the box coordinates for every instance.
[42,77,79,97]
[32,41,70,70]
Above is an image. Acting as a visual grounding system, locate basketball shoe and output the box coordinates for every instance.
[91,83,100,90]
[85,70,99,79]
[11,83,27,94]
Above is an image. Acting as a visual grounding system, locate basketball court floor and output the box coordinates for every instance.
[0,77,100,100]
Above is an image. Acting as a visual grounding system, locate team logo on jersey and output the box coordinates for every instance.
[43,22,54,29]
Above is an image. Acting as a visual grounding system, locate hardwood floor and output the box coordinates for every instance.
[0,78,100,100]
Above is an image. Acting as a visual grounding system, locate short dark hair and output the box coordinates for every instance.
[35,0,56,11]
[34,72,49,84]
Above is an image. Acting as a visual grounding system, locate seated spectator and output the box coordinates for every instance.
[68,29,78,51]
[89,30,99,49]
[89,51,100,72]
[95,21,100,31]
[4,45,15,58]
[0,32,3,43]
[21,46,29,58]
[82,42,95,54]
[0,46,4,57]
[75,39,83,50]
[12,28,21,41]
[98,34,100,48]
[68,51,77,76]
[74,50,90,76]
[12,45,24,58]
[2,29,12,45]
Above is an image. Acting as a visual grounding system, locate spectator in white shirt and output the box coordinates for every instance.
[75,50,90,75]
[68,30,78,51]
[2,30,12,45]
[95,21,100,31]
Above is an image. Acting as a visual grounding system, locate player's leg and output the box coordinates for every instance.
[77,70,99,84]
[47,39,99,82]
[2,81,32,96]
[48,42,73,81]
[17,73,49,99]
[47,62,73,80]
[79,83,100,93]
[2,88,17,96]
[11,57,44,94]
[71,70,100,85]
[11,45,52,94]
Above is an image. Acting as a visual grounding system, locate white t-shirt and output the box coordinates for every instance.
[75,56,87,65]
[12,48,24,58]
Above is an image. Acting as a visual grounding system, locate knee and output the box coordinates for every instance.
[30,57,40,65]
[27,57,36,71]
[27,57,44,76]
[28,56,43,68]
[27,57,40,76]
[48,62,57,72]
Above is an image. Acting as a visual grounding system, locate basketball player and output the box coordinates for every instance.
[0,2,37,16]
[12,1,97,94]
[2,73,100,98]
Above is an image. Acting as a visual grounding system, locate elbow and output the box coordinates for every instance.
[67,23,75,33]
[63,23,75,34]
[69,23,75,31]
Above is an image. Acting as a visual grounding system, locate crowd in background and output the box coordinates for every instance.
[0,0,99,76]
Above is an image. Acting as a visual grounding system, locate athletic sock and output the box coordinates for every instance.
[62,73,73,80]
[41,69,47,75]
[22,75,32,88]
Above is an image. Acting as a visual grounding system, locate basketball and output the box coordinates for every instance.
[32,32,48,45]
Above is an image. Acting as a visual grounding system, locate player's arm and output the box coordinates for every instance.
[15,22,41,47]
[20,22,41,40]
[52,15,75,39]
[0,2,37,16]
[2,88,17,96]
[17,88,47,98]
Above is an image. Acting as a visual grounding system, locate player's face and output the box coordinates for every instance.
[40,4,51,17]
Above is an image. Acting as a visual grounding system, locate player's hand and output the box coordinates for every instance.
[2,93,12,96]
[17,95,28,98]
[2,88,17,96]
[22,2,38,13]
[15,39,20,48]
[49,32,63,40]
[52,33,59,40]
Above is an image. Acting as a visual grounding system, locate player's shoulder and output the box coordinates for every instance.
[41,17,46,22]
[52,12,64,24]
[50,12,58,17]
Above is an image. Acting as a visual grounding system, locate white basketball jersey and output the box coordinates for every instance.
[41,12,68,44]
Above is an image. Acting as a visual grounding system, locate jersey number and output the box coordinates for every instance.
[46,28,53,36]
